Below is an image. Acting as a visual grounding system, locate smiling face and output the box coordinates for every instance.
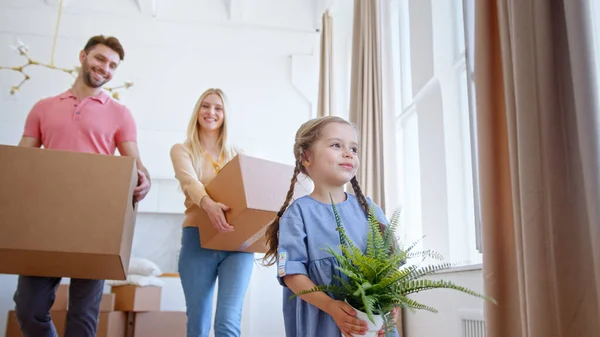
[197,93,225,133]
[79,44,120,88]
[303,122,359,187]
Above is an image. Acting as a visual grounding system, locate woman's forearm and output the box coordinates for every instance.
[283,274,334,314]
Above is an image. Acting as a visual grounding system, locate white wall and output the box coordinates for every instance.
[0,0,355,336]
[403,267,485,337]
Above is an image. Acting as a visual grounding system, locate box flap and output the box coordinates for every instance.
[238,155,312,211]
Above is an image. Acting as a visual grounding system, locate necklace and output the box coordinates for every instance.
[200,147,224,173]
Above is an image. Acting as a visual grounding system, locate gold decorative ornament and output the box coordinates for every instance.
[0,0,133,100]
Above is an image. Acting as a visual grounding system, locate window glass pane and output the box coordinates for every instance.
[399,0,413,109]
[397,110,423,253]
[454,0,465,59]
[464,0,475,75]
[391,2,403,116]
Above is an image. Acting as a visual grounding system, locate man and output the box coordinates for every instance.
[13,35,151,337]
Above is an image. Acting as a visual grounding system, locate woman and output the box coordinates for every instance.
[170,88,254,337]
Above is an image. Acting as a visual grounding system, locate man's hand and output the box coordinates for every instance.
[134,169,150,202]
[117,141,151,203]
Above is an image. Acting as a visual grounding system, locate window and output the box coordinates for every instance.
[389,0,481,266]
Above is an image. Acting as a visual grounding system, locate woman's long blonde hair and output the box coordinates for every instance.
[183,88,237,175]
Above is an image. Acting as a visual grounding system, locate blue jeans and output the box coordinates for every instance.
[179,226,254,337]
[13,276,104,337]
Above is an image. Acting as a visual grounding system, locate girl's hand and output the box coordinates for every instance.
[377,307,400,336]
[201,196,234,232]
[325,300,368,336]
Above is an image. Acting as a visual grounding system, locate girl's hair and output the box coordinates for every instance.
[262,116,387,266]
[183,88,237,175]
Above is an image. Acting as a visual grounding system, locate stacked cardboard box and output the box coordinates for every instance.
[110,285,186,337]
[4,284,186,337]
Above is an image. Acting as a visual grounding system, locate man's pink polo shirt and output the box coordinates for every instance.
[23,90,137,155]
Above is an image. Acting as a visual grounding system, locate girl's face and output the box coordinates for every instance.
[303,122,359,187]
[197,93,225,132]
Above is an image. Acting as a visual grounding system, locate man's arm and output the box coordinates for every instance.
[18,136,42,148]
[117,141,151,202]
[117,141,150,179]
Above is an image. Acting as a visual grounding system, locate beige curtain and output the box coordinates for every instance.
[349,0,402,334]
[475,1,600,336]
[349,0,385,211]
[317,10,334,118]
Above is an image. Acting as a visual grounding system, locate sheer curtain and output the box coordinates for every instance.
[591,0,600,112]
[474,0,600,336]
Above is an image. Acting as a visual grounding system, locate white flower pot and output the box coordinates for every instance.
[345,303,384,337]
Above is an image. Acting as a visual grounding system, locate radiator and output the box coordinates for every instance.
[459,309,486,337]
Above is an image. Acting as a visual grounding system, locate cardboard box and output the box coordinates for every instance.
[97,311,127,337]
[190,154,311,253]
[0,145,138,280]
[131,312,186,337]
[100,293,116,312]
[111,285,161,312]
[6,310,67,337]
[51,284,69,311]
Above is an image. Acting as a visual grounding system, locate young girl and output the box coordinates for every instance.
[262,116,398,337]
[170,88,254,337]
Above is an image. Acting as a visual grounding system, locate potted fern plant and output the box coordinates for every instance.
[292,197,496,336]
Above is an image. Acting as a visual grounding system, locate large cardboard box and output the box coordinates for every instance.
[97,312,127,337]
[51,284,69,311]
[111,285,161,312]
[131,312,186,337]
[100,293,116,312]
[0,145,138,280]
[190,154,311,253]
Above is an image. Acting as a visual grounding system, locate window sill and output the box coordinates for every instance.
[435,263,482,274]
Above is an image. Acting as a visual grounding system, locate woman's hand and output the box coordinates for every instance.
[200,196,234,232]
[325,300,368,336]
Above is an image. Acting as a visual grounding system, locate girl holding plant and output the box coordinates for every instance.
[262,116,398,337]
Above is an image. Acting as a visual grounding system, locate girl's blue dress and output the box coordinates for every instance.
[277,193,399,337]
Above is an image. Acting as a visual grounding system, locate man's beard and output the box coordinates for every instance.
[81,64,108,89]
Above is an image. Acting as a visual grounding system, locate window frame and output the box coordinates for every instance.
[392,0,482,264]
[460,0,482,253]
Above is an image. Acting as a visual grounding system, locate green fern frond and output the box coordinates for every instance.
[290,284,348,299]
[357,283,377,324]
[382,208,401,253]
[369,267,416,292]
[406,249,445,261]
[323,245,360,277]
[330,194,357,252]
[336,266,364,282]
[399,279,497,304]
[402,236,426,256]
[352,255,380,281]
[393,294,439,313]
[291,196,497,322]
[402,262,457,282]
[366,205,387,261]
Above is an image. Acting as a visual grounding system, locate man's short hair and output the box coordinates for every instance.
[83,35,125,61]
